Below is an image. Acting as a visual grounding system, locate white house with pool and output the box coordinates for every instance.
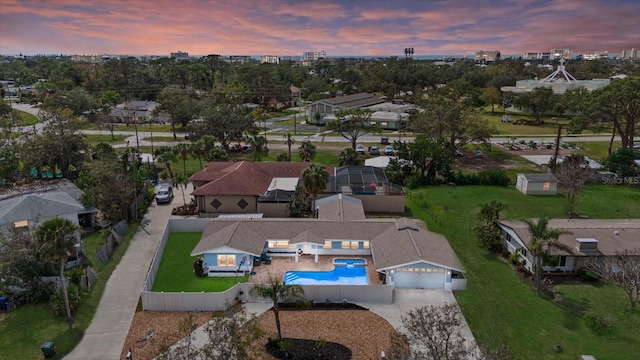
[190,195,466,291]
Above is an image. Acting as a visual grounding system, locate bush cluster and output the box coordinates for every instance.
[50,283,88,317]
[449,170,511,186]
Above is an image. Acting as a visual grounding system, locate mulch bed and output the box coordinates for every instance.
[266,338,352,360]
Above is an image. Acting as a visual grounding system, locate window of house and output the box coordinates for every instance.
[268,240,290,249]
[217,254,236,267]
[559,256,567,267]
[341,241,360,249]
[543,182,550,190]
[323,240,332,249]
[362,241,370,249]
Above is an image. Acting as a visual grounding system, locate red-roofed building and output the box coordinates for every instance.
[190,161,324,217]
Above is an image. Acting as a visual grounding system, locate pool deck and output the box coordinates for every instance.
[249,255,383,285]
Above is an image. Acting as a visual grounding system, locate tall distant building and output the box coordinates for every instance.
[71,54,103,63]
[523,52,551,61]
[621,48,638,59]
[303,50,326,62]
[170,51,189,59]
[551,48,571,60]
[582,50,608,60]
[261,55,280,64]
[474,50,501,63]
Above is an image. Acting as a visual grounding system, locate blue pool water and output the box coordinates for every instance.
[284,259,368,285]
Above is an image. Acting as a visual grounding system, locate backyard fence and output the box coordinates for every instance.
[94,220,129,267]
[140,218,394,312]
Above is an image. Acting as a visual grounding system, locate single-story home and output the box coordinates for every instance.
[189,162,405,216]
[516,173,558,195]
[190,162,316,217]
[306,93,385,125]
[108,101,169,124]
[191,195,466,290]
[497,219,640,273]
[0,179,97,229]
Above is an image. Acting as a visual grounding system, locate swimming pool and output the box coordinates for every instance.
[284,258,369,285]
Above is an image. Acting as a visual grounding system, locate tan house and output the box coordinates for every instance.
[190,162,314,217]
[497,219,640,273]
[191,195,466,290]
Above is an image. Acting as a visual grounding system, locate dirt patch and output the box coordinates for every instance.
[123,308,397,360]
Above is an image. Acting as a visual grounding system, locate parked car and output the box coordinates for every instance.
[155,185,173,204]
[356,144,365,155]
[229,144,243,152]
[455,149,464,157]
[380,136,390,144]
[384,145,394,155]
[242,144,253,152]
[369,146,380,156]
[300,136,310,143]
[475,151,484,158]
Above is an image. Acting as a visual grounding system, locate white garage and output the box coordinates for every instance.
[392,264,447,289]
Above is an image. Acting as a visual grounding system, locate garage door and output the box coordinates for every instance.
[395,271,445,289]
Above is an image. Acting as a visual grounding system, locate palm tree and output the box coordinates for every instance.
[522,216,573,295]
[298,142,316,162]
[249,274,305,340]
[301,163,329,208]
[190,140,205,170]
[173,143,191,174]
[283,133,295,161]
[172,172,190,205]
[35,217,79,329]
[339,147,357,166]
[154,147,176,179]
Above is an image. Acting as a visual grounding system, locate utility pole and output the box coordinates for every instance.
[552,125,562,169]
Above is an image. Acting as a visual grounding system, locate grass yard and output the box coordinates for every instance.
[569,141,620,161]
[0,224,139,359]
[407,184,640,359]
[151,232,249,292]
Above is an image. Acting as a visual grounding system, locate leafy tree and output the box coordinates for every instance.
[581,248,640,310]
[514,87,555,124]
[474,201,507,254]
[97,90,122,140]
[248,135,269,161]
[397,304,476,360]
[480,87,501,112]
[298,142,316,162]
[604,148,637,177]
[35,217,79,329]
[394,135,454,185]
[0,226,45,300]
[194,103,255,150]
[522,217,572,295]
[301,163,329,204]
[580,76,640,149]
[325,108,379,149]
[30,108,89,178]
[156,87,201,139]
[249,275,306,340]
[287,185,311,217]
[554,155,594,217]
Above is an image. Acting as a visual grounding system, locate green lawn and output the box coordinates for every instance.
[407,185,640,359]
[569,141,620,161]
[14,110,38,126]
[151,232,249,292]
[0,224,139,359]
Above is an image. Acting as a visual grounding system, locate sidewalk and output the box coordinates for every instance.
[64,185,189,360]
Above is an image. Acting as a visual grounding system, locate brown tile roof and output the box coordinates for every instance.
[191,217,464,272]
[498,219,640,256]
[190,162,320,196]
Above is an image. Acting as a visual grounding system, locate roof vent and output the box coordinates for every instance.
[614,230,620,236]
[576,238,599,253]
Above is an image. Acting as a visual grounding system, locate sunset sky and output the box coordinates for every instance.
[1,0,639,57]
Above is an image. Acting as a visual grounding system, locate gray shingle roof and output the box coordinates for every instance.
[0,192,84,226]
[315,92,385,108]
[191,217,464,272]
[498,219,640,256]
[518,173,557,182]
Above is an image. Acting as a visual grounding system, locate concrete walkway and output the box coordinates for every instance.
[64,184,192,360]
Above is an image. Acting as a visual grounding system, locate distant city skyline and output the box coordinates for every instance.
[1,0,639,57]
